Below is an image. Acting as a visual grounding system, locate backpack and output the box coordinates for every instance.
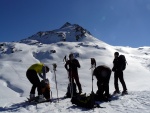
[65,82,77,98]
[118,55,127,70]
[71,93,98,109]
[41,79,51,100]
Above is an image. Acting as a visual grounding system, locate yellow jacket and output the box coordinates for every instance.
[28,63,44,74]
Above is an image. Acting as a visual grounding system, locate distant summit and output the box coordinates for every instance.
[20,22,92,45]
[60,22,72,29]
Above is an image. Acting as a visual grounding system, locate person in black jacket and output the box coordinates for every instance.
[93,65,111,101]
[65,53,82,94]
[112,52,128,95]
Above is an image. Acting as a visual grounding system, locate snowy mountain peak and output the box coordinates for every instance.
[20,22,93,45]
[60,22,72,29]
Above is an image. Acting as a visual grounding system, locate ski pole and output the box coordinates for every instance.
[70,68,74,99]
[90,58,96,110]
[64,55,73,98]
[53,63,59,102]
[91,58,96,93]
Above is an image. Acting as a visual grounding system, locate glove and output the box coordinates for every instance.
[44,78,49,84]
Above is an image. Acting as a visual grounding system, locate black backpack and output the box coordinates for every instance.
[71,93,98,109]
[66,82,77,98]
[118,55,127,70]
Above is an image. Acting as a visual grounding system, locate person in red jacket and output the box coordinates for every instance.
[65,53,82,94]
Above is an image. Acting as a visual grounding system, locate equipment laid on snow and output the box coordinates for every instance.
[71,93,101,109]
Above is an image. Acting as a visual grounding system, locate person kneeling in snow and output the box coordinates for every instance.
[26,63,49,102]
[93,65,111,101]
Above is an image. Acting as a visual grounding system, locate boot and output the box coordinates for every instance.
[38,95,46,102]
[79,90,82,94]
[122,90,128,95]
[29,94,35,100]
[113,90,121,95]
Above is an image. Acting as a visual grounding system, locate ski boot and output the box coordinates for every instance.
[122,90,128,96]
[113,90,121,95]
[37,95,46,102]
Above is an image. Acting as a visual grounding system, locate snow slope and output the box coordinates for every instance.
[0,23,150,113]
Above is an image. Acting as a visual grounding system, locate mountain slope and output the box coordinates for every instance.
[0,23,150,113]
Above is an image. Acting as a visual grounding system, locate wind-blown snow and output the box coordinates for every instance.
[0,23,150,113]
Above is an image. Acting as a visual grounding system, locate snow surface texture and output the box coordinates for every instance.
[0,23,150,113]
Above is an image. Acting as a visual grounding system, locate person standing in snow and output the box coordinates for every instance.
[65,53,82,94]
[112,52,128,95]
[26,63,49,102]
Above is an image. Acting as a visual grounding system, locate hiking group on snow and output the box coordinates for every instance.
[26,51,128,108]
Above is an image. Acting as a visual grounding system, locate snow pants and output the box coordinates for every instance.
[26,70,42,95]
[114,70,127,92]
[96,73,111,98]
[68,71,82,93]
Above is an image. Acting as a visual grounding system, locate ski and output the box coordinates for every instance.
[51,96,68,103]
[25,96,69,104]
[26,97,51,104]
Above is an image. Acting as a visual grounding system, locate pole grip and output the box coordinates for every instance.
[53,63,57,71]
[91,58,96,68]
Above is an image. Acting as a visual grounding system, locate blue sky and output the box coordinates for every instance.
[0,0,150,47]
